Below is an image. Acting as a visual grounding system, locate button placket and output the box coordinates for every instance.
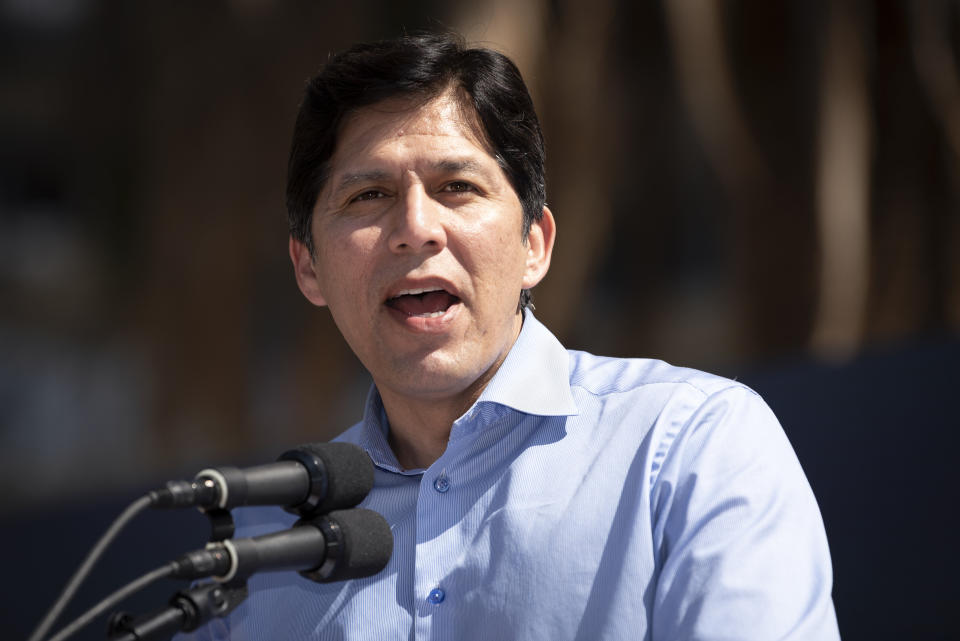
[415,463,456,629]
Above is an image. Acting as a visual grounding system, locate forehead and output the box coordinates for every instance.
[328,91,495,171]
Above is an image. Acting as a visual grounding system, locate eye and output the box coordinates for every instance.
[350,189,387,203]
[441,181,476,193]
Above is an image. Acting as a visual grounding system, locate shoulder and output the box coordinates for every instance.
[565,350,785,483]
[567,348,757,403]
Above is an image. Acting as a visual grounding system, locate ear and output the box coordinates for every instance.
[521,205,556,289]
[289,236,328,307]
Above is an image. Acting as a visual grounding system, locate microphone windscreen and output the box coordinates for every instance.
[303,508,393,583]
[296,442,375,515]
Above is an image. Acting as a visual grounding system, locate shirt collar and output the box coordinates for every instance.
[357,309,578,471]
[473,308,578,417]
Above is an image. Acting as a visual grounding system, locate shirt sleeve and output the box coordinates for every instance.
[650,384,840,641]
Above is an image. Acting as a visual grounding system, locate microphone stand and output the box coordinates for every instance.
[106,582,247,641]
[107,507,243,641]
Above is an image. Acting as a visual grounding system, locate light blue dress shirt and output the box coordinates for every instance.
[184,311,840,640]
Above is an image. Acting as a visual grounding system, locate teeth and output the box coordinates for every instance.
[394,287,442,297]
[412,310,446,318]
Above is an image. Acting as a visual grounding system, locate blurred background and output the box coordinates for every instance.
[2,1,958,639]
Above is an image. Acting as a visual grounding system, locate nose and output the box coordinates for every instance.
[387,183,446,254]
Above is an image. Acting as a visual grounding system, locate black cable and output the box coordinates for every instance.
[43,563,178,641]
[26,494,155,641]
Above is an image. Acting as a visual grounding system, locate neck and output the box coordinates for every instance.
[383,400,463,470]
[379,370,491,470]
[379,313,524,470]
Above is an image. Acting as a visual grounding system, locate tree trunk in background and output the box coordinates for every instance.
[810,1,872,360]
[665,0,818,362]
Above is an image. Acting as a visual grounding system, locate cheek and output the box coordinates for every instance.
[459,229,528,295]
[316,227,383,297]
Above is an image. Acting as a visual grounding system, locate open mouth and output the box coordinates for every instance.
[385,287,461,318]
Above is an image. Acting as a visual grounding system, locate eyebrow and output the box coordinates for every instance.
[433,158,487,175]
[331,170,392,194]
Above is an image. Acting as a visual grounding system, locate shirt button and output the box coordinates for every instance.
[428,588,446,604]
[433,475,450,493]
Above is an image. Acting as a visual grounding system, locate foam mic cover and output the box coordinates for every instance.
[279,442,375,516]
[298,508,393,583]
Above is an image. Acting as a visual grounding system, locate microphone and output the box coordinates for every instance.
[150,442,374,517]
[171,508,393,583]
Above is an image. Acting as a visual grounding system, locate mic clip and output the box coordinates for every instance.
[204,508,235,542]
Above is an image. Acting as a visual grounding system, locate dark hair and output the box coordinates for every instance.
[286,32,546,309]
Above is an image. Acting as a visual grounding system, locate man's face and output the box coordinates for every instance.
[291,91,554,408]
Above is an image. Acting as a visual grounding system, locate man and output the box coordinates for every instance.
[188,33,840,640]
